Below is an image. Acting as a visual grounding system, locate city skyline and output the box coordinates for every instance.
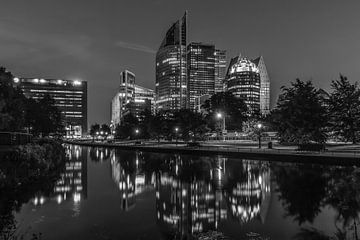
[1,0,360,124]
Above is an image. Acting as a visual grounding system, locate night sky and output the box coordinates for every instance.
[1,0,360,125]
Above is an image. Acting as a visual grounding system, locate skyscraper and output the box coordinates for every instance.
[215,49,227,93]
[186,43,226,110]
[225,56,261,114]
[252,56,270,115]
[111,70,136,126]
[186,42,216,109]
[155,12,187,111]
[111,70,154,126]
[14,77,87,136]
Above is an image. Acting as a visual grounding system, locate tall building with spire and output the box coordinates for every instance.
[252,56,270,115]
[155,12,187,111]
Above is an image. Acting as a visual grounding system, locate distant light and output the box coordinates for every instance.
[73,80,82,86]
[73,192,81,203]
[33,78,39,83]
[135,129,139,134]
[40,196,45,205]
[216,113,222,119]
[175,127,179,132]
[40,79,46,83]
[257,123,262,129]
[96,131,99,135]
[100,131,104,135]
[57,195,62,204]
[57,79,63,84]
[13,77,19,83]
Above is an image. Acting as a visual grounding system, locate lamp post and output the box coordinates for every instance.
[216,112,226,141]
[175,127,179,146]
[257,123,262,149]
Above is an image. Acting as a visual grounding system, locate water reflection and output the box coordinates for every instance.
[31,145,88,206]
[5,145,360,239]
[109,150,271,239]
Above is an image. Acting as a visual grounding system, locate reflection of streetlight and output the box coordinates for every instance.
[175,127,179,146]
[257,123,263,149]
[216,112,226,141]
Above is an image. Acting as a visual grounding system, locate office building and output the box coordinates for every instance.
[111,70,154,126]
[155,12,187,111]
[252,56,270,115]
[215,49,227,93]
[186,43,227,109]
[111,70,136,126]
[225,56,261,114]
[14,77,87,136]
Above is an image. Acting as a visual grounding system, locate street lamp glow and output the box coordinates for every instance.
[216,113,222,119]
[96,131,99,135]
[257,123,262,129]
[175,127,179,132]
[100,131,104,135]
[13,77,19,83]
[135,129,139,134]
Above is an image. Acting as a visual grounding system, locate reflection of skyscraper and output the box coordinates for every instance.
[156,12,187,111]
[110,151,154,211]
[32,145,88,206]
[224,160,271,224]
[155,157,227,238]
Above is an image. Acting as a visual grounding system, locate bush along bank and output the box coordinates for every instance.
[0,139,66,239]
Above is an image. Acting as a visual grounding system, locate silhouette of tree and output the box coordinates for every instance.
[202,92,248,130]
[271,79,328,144]
[328,75,360,144]
[272,163,328,224]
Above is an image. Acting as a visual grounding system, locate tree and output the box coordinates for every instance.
[89,123,100,141]
[271,79,328,144]
[100,124,111,139]
[173,109,209,142]
[202,92,248,131]
[328,75,360,143]
[146,111,170,142]
[0,67,26,131]
[115,114,139,140]
[25,94,63,136]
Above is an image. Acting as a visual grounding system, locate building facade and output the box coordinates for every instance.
[155,12,187,111]
[225,56,261,114]
[111,70,154,126]
[214,49,227,93]
[186,42,227,110]
[111,70,136,127]
[14,77,87,136]
[252,56,270,115]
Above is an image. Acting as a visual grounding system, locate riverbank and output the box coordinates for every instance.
[64,140,360,166]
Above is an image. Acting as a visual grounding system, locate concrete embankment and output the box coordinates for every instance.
[64,140,360,166]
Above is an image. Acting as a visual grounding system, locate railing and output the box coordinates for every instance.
[0,132,32,145]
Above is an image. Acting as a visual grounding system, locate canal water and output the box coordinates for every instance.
[6,145,360,239]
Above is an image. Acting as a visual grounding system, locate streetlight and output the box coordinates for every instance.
[175,127,179,146]
[257,123,263,149]
[216,112,226,141]
[135,129,139,139]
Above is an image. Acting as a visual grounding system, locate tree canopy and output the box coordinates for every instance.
[271,79,328,144]
[328,75,360,143]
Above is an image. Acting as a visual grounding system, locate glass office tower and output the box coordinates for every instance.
[225,56,261,114]
[14,77,87,136]
[215,49,227,93]
[155,12,187,111]
[252,56,270,115]
[186,42,216,109]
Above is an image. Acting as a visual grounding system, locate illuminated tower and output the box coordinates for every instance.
[155,12,187,111]
[252,56,270,115]
[225,56,261,114]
